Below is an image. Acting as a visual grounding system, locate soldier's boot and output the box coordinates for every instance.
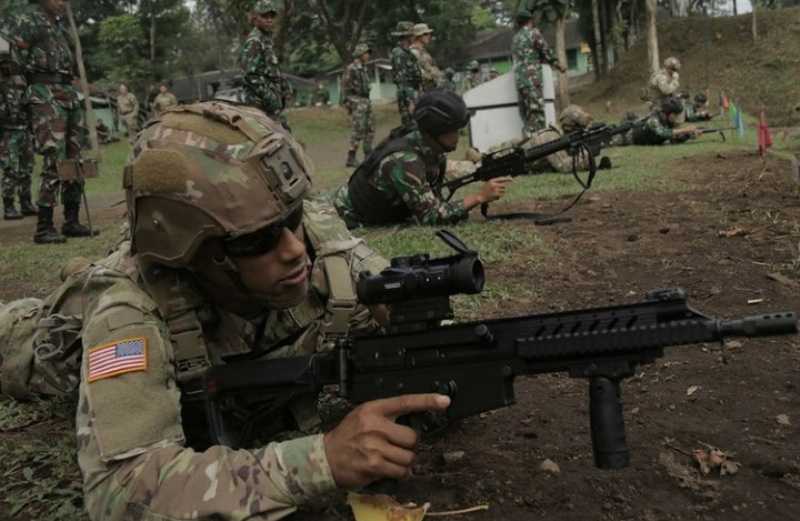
[19,193,38,217]
[62,203,100,238]
[346,149,358,168]
[3,198,23,220]
[33,206,67,244]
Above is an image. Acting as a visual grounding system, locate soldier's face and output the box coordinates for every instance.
[43,0,67,16]
[160,85,167,93]
[436,131,460,152]
[255,12,277,31]
[232,225,311,309]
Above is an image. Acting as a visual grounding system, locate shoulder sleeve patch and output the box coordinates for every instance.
[88,337,148,383]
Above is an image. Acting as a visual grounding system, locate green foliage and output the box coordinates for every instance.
[526,0,573,23]
[96,14,152,91]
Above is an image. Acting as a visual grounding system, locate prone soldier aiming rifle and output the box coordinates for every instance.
[203,230,798,469]
[442,120,640,222]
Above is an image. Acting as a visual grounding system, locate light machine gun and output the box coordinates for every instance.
[442,121,639,223]
[203,231,798,469]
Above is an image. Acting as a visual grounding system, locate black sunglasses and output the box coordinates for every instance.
[223,205,304,258]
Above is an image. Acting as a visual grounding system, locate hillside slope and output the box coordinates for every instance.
[574,8,800,125]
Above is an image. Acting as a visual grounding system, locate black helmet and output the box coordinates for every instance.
[661,96,684,115]
[414,89,471,136]
[694,93,708,104]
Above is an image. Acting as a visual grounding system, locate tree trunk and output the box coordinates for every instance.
[733,0,738,16]
[555,16,569,107]
[591,0,604,77]
[65,3,99,160]
[150,14,156,69]
[752,7,757,41]
[599,0,609,75]
[646,0,659,74]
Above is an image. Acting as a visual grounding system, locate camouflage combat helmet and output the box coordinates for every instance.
[694,93,708,104]
[124,101,312,269]
[468,60,480,71]
[664,56,681,71]
[353,43,371,58]
[254,0,279,14]
[559,105,593,133]
[661,96,684,115]
[391,21,414,37]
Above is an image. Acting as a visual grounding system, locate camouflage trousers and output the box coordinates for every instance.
[0,127,34,200]
[27,83,85,208]
[518,86,546,137]
[347,97,375,154]
[119,112,138,144]
[397,89,417,129]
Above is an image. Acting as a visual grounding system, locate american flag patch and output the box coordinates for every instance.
[88,337,148,383]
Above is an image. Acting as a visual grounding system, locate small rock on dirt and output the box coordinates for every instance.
[626,233,639,242]
[776,414,791,426]
[441,451,465,464]
[539,459,560,475]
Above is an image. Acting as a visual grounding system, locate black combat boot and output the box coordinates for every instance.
[3,197,23,220]
[33,206,67,244]
[18,192,38,217]
[62,202,99,238]
[346,149,358,168]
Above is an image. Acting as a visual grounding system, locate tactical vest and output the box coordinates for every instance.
[347,128,446,225]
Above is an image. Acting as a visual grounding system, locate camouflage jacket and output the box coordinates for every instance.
[633,113,678,145]
[647,69,680,103]
[0,201,388,521]
[410,46,443,91]
[239,27,286,115]
[0,14,28,127]
[390,45,421,98]
[14,4,75,77]
[343,60,370,101]
[152,92,178,114]
[333,130,468,227]
[116,93,138,116]
[511,26,558,92]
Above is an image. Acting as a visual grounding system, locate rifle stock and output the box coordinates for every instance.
[202,233,798,469]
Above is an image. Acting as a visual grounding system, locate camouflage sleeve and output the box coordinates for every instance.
[655,72,679,96]
[646,117,675,141]
[384,155,468,225]
[531,29,559,67]
[240,38,268,96]
[77,296,337,521]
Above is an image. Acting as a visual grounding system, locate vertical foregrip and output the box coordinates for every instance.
[589,377,630,469]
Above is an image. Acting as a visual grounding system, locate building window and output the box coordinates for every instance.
[567,49,578,70]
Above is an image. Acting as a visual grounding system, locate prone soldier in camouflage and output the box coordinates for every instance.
[390,21,422,128]
[343,43,375,168]
[463,60,482,91]
[151,82,178,115]
[239,0,291,128]
[333,90,512,228]
[16,0,96,244]
[116,84,139,144]
[0,101,451,520]
[409,23,444,93]
[630,97,701,146]
[684,93,712,122]
[647,57,681,107]
[483,105,598,175]
[0,14,37,220]
[512,8,565,136]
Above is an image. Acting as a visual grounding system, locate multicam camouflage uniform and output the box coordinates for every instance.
[0,102,388,520]
[333,129,468,228]
[463,71,482,91]
[647,69,680,105]
[0,18,36,216]
[343,51,375,157]
[239,25,289,125]
[15,4,86,211]
[116,90,139,143]
[411,47,443,92]
[390,23,421,128]
[512,25,560,136]
[151,90,177,115]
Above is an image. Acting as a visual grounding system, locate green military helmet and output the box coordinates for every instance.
[353,43,371,58]
[254,0,279,14]
[468,60,480,71]
[391,21,414,37]
[559,105,593,133]
[661,96,684,115]
[517,8,534,21]
[125,101,312,269]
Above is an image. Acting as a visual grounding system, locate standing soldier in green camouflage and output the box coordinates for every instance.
[463,60,482,91]
[0,101,451,520]
[512,8,565,136]
[333,90,512,228]
[16,0,96,244]
[343,43,375,168]
[239,0,290,128]
[390,21,421,128]
[0,15,37,220]
[409,23,444,93]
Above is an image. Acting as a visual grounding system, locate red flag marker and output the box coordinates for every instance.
[757,111,773,157]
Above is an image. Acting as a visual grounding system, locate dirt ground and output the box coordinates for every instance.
[296,151,800,521]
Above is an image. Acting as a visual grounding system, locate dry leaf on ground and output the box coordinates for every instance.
[347,493,428,521]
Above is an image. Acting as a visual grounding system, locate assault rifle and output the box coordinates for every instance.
[696,126,737,142]
[442,120,639,222]
[203,231,798,469]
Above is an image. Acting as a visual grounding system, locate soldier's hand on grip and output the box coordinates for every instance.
[323,394,451,488]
